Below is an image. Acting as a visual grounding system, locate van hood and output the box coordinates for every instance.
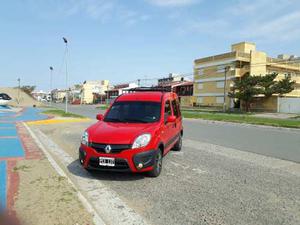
[87,121,156,144]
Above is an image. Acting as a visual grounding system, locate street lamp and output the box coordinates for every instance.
[63,37,68,113]
[49,66,53,105]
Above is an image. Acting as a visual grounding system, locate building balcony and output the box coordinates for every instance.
[194,51,250,65]
[233,67,249,77]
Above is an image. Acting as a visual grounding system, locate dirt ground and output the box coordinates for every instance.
[8,122,95,225]
[13,158,94,225]
[0,87,42,107]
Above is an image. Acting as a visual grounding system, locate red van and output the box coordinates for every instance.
[79,88,183,177]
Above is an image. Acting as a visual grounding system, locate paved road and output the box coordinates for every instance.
[53,103,300,163]
[32,121,300,225]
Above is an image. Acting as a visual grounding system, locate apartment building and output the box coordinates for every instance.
[193,42,300,112]
[81,80,109,104]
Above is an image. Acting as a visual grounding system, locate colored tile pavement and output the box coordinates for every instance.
[0,161,6,210]
[0,107,47,210]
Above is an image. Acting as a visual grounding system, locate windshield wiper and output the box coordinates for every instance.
[104,118,125,122]
[123,118,148,123]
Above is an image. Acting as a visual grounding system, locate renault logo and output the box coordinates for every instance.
[105,145,112,153]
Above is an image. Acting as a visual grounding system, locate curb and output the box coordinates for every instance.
[23,123,106,225]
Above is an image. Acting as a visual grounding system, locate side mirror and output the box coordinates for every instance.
[167,115,176,123]
[96,114,104,121]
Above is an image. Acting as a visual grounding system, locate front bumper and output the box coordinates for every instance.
[79,145,157,173]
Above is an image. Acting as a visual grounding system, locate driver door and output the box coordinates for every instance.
[162,99,174,153]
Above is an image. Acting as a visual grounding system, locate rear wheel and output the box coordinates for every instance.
[172,134,182,151]
[147,149,163,177]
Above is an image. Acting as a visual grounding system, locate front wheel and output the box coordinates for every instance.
[172,134,182,151]
[147,150,163,177]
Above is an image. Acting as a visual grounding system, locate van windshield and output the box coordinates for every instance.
[104,101,161,123]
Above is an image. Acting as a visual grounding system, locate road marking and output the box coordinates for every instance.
[26,118,91,125]
[184,139,300,177]
[25,123,148,225]
[23,123,106,225]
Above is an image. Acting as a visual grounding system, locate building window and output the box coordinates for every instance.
[217,66,224,73]
[198,83,203,89]
[216,97,224,104]
[197,97,203,104]
[216,81,224,88]
[198,69,204,76]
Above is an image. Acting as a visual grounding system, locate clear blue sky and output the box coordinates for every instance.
[1,0,300,91]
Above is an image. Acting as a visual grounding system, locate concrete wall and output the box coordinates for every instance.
[250,51,267,76]
[250,97,278,112]
[278,97,300,113]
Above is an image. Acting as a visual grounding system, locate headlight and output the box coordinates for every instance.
[132,133,151,149]
[81,131,89,146]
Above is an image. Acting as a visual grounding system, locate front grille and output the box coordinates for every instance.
[90,142,132,154]
[88,157,130,170]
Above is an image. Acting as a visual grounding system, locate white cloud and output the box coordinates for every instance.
[25,0,151,26]
[147,0,199,7]
[239,11,300,41]
[175,0,300,43]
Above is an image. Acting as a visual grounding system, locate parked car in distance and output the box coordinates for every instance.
[0,93,12,106]
[79,88,183,177]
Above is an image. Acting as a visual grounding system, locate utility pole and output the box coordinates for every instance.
[63,37,68,113]
[17,78,21,104]
[49,66,53,106]
[223,66,231,112]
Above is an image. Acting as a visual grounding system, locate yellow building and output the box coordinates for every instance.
[81,80,109,104]
[193,42,300,112]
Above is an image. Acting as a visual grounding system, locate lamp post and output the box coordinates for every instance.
[223,66,231,112]
[63,37,68,113]
[49,66,53,105]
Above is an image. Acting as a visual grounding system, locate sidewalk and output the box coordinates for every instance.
[0,107,95,225]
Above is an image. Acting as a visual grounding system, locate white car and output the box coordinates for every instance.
[0,93,12,106]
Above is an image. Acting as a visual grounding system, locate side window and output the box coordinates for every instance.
[177,99,181,116]
[171,100,179,117]
[176,99,181,117]
[164,100,172,122]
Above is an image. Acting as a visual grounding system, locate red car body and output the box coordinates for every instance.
[79,90,183,177]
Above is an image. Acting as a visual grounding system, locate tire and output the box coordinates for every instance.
[147,149,163,177]
[172,134,182,151]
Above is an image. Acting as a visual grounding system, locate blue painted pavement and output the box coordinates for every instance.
[0,107,47,210]
[0,161,6,211]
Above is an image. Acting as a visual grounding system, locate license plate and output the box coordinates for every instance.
[99,157,115,167]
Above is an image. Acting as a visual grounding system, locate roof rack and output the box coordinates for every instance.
[126,86,172,93]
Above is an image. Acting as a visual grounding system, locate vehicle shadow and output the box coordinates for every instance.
[67,159,145,181]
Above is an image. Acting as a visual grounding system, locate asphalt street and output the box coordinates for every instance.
[53,103,300,163]
[31,121,300,225]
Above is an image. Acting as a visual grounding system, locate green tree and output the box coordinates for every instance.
[228,73,295,112]
[228,73,261,112]
[273,74,295,96]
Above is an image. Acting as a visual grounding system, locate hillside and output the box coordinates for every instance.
[0,87,42,107]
